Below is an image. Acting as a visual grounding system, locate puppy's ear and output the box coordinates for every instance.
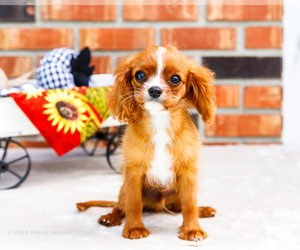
[186,65,216,124]
[110,55,138,124]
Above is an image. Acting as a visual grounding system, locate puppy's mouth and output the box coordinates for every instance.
[144,101,165,113]
[147,96,162,103]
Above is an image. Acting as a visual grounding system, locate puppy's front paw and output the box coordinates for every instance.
[123,227,150,239]
[179,229,207,242]
[98,213,122,227]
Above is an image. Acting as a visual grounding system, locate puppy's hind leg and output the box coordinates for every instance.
[164,199,216,218]
[198,207,216,218]
[98,207,125,227]
[76,200,124,226]
[98,183,126,227]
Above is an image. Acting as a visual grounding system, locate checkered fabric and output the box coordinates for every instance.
[36,48,78,90]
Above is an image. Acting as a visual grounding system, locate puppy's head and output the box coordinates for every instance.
[110,46,216,124]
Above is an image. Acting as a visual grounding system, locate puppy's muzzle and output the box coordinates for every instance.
[148,87,162,99]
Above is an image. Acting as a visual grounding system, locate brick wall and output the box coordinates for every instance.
[0,0,283,145]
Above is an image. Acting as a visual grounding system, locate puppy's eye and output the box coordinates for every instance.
[135,71,146,82]
[170,75,181,85]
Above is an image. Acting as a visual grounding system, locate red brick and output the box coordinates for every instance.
[206,114,282,137]
[80,28,155,50]
[37,55,44,67]
[215,85,239,107]
[41,0,116,21]
[246,27,282,49]
[91,57,112,74]
[123,0,198,21]
[0,28,73,50]
[244,86,282,109]
[161,28,236,50]
[207,0,283,21]
[0,57,33,78]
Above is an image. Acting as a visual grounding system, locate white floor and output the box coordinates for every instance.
[0,146,300,250]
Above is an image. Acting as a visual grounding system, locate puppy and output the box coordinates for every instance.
[77,46,217,241]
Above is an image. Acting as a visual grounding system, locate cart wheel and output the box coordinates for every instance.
[81,135,102,156]
[0,138,31,190]
[81,128,111,156]
[106,126,125,174]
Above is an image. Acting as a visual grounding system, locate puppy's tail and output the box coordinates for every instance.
[76,201,116,211]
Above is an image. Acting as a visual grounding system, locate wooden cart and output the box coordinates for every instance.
[0,74,124,190]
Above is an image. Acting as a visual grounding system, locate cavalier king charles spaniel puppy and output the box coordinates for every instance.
[77,46,217,242]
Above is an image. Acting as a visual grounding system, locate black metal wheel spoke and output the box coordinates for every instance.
[6,155,28,166]
[81,137,100,156]
[0,138,31,190]
[7,169,22,180]
[90,139,100,156]
[108,143,118,155]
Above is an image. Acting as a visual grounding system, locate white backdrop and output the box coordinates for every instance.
[283,0,300,147]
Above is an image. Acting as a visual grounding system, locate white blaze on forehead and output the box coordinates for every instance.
[146,47,166,89]
[156,46,166,77]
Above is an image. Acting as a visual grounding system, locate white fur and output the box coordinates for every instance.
[144,47,174,187]
[156,47,165,76]
[143,47,166,98]
[145,104,173,187]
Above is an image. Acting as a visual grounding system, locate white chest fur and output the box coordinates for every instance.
[145,102,174,187]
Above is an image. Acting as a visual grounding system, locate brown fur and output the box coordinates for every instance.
[77,46,216,241]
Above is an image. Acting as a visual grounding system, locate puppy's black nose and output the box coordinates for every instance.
[148,87,162,98]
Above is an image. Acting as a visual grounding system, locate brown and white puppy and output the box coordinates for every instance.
[77,46,217,241]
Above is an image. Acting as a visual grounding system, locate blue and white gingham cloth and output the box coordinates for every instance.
[36,47,78,90]
[0,81,43,97]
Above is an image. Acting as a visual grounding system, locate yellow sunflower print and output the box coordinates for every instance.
[43,89,88,134]
[24,90,44,100]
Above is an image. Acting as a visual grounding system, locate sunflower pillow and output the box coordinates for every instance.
[9,87,112,156]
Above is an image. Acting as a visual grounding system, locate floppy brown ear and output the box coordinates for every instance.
[110,55,138,124]
[186,65,216,124]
